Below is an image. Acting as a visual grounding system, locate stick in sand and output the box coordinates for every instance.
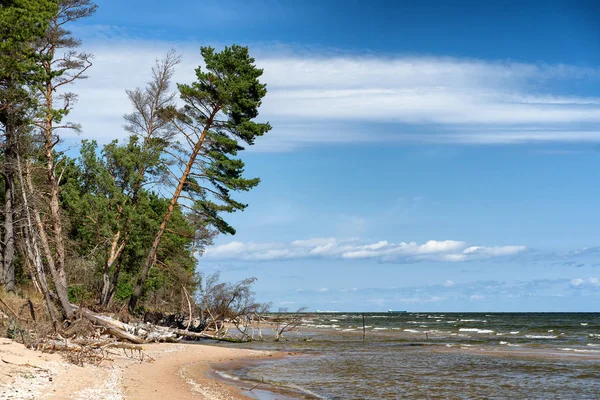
[362,313,366,340]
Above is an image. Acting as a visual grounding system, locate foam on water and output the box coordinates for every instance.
[558,348,600,353]
[525,335,558,339]
[215,370,240,381]
[459,328,494,334]
[233,312,600,399]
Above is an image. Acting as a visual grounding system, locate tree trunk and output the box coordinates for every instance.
[1,125,16,292]
[26,157,73,319]
[100,230,125,307]
[128,109,218,312]
[17,152,59,326]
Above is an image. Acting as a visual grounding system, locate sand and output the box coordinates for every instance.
[0,338,276,400]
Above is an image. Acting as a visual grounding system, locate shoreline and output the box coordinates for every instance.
[0,338,289,399]
[205,354,322,400]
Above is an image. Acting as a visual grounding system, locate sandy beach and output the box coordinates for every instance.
[0,338,277,400]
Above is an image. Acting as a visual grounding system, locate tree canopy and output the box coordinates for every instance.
[0,1,271,324]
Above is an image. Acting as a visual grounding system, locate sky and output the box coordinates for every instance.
[63,0,600,312]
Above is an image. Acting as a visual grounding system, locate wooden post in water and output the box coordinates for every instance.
[362,313,366,340]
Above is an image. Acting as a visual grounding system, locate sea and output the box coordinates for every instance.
[210,312,600,399]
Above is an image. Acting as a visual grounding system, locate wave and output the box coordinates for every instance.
[404,329,421,333]
[459,328,494,334]
[525,335,558,339]
[214,370,240,381]
[558,348,600,353]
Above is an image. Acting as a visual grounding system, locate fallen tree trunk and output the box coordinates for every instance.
[71,306,250,344]
[78,308,146,344]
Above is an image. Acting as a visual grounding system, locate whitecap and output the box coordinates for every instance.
[510,331,520,334]
[215,370,240,381]
[459,328,494,334]
[525,335,558,339]
[558,348,600,353]
[581,323,589,326]
[404,329,420,333]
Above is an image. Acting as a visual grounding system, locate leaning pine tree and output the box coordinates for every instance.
[128,45,271,312]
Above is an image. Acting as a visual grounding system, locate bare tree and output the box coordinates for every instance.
[98,50,180,307]
[197,272,268,341]
[273,308,308,342]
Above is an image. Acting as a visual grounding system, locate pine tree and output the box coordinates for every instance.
[128,45,271,312]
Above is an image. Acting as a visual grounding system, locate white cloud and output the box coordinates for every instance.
[204,237,526,263]
[570,277,600,288]
[443,280,455,287]
[57,40,600,151]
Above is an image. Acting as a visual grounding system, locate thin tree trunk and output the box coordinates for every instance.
[26,158,73,319]
[1,125,16,292]
[128,109,218,312]
[100,230,126,307]
[17,153,58,326]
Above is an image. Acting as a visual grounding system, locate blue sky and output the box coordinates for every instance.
[65,0,600,311]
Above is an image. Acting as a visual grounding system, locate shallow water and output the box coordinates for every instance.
[213,313,600,399]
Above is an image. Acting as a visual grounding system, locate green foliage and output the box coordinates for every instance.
[173,45,272,236]
[0,23,269,315]
[113,281,134,303]
[0,0,57,83]
[0,0,57,126]
[68,285,91,304]
[60,137,200,308]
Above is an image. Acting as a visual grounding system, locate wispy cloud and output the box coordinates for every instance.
[204,237,526,263]
[58,40,600,151]
[570,277,600,288]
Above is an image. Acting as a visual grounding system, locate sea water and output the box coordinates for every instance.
[213,313,600,399]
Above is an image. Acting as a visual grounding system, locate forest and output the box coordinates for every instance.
[0,0,273,340]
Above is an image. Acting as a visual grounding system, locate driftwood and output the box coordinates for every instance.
[78,308,146,344]
[56,305,255,348]
[37,338,154,365]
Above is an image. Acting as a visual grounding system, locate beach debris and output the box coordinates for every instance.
[273,307,307,341]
